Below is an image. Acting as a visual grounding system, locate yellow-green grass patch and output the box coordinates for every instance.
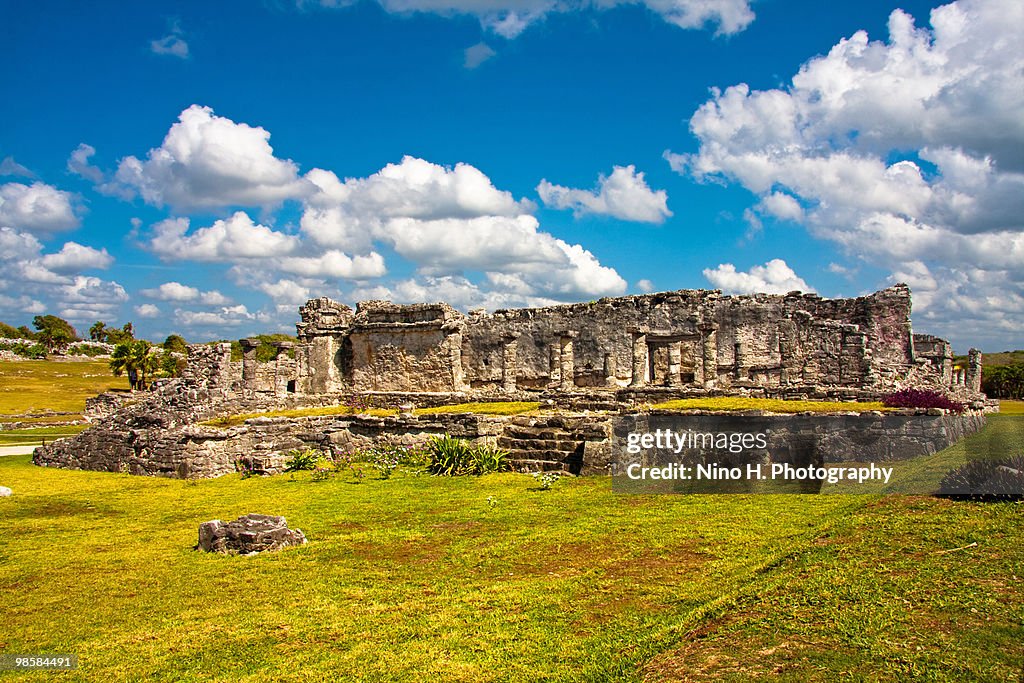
[649,396,889,413]
[0,360,128,416]
[3,413,86,425]
[202,404,397,428]
[0,424,89,446]
[997,399,1024,415]
[0,436,1020,682]
[414,401,541,416]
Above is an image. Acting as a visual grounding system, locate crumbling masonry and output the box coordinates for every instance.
[34,285,986,478]
[285,284,980,399]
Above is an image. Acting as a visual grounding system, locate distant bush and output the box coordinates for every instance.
[425,435,510,476]
[227,334,298,362]
[0,340,47,359]
[0,322,31,339]
[937,455,1024,501]
[882,388,966,413]
[69,343,110,357]
[982,363,1024,399]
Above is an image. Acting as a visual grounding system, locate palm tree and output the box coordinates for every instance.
[110,340,158,390]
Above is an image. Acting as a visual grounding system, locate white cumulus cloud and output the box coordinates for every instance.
[671,0,1024,348]
[278,250,387,279]
[140,281,230,305]
[147,212,300,262]
[538,165,671,223]
[703,259,814,294]
[115,105,311,211]
[40,242,114,273]
[57,276,129,322]
[0,182,79,234]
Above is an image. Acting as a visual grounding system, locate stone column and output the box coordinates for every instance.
[778,338,789,384]
[240,338,260,392]
[668,341,683,387]
[501,337,518,393]
[629,330,648,388]
[559,333,577,390]
[702,327,717,389]
[205,342,235,401]
[444,330,467,392]
[966,348,982,394]
[548,344,561,385]
[603,353,615,387]
[734,341,747,381]
[272,341,294,396]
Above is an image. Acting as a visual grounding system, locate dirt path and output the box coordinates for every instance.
[0,445,38,457]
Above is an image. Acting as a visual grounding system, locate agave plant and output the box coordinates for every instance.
[426,435,474,476]
[470,444,510,475]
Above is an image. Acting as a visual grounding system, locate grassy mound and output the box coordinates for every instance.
[203,405,397,428]
[649,396,888,413]
[414,401,540,416]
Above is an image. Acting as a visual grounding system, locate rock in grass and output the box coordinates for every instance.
[0,486,11,497]
[197,513,306,555]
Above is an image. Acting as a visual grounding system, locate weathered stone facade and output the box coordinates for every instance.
[287,285,979,399]
[33,285,988,479]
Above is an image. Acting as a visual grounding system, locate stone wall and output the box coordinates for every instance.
[291,285,974,400]
[36,398,985,480]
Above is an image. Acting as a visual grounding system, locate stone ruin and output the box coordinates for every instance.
[33,285,988,479]
[287,284,981,398]
[197,514,306,555]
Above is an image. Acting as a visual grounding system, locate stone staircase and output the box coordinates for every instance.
[498,415,610,474]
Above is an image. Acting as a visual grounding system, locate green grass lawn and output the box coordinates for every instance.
[1,451,1020,681]
[0,360,128,417]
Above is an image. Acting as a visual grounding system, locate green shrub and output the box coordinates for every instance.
[283,448,321,472]
[426,436,510,476]
[0,340,47,359]
[471,444,510,475]
[426,435,475,476]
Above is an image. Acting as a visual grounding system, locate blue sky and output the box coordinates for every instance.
[2,0,1021,352]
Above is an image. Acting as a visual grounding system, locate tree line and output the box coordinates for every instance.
[982,364,1024,400]
[0,314,189,390]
